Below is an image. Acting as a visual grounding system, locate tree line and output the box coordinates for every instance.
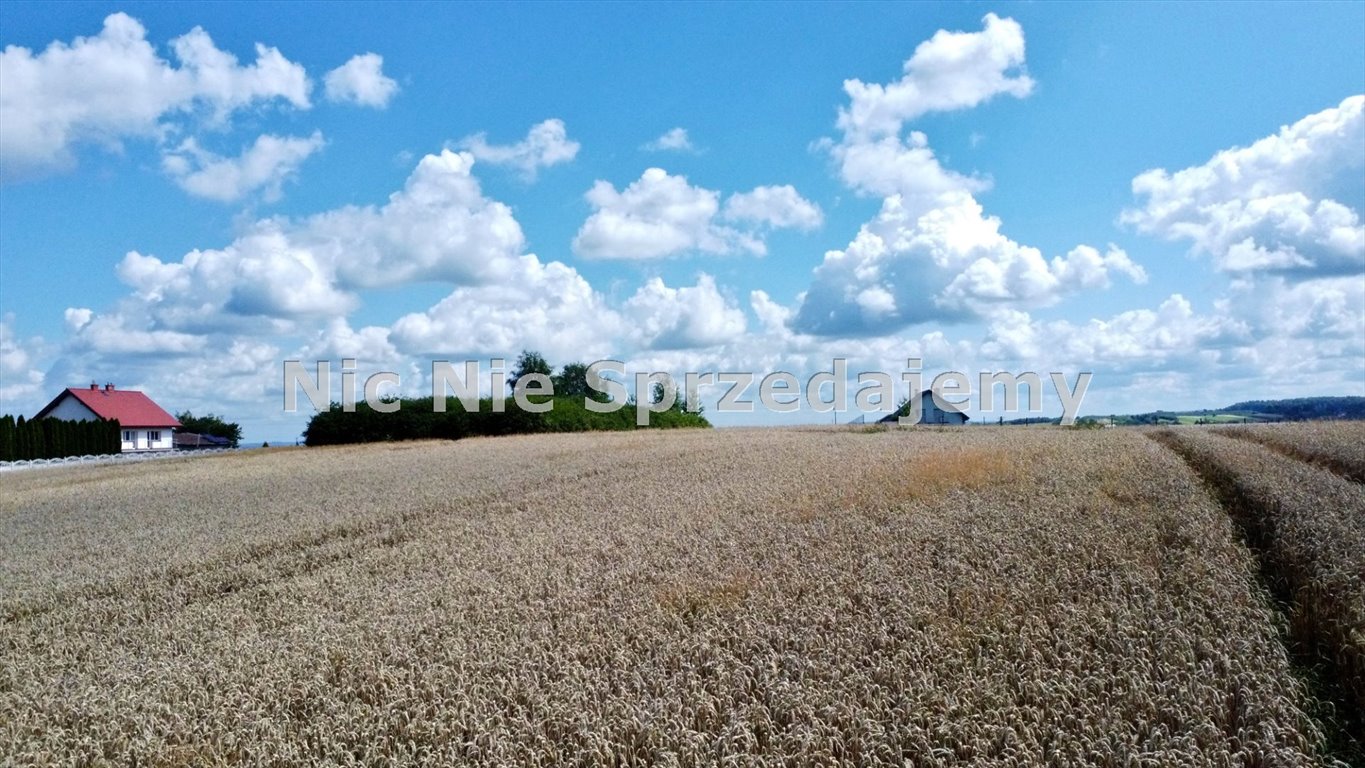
[304,351,707,447]
[0,415,121,461]
[176,411,243,447]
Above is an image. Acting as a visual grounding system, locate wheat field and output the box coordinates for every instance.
[2,425,1359,766]
[1212,422,1365,483]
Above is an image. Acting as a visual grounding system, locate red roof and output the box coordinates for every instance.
[36,386,181,428]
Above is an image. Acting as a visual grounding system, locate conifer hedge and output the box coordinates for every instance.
[0,415,121,461]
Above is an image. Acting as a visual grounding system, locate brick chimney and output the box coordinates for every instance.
[90,382,98,390]
[104,383,115,392]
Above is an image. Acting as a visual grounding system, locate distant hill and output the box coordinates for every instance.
[1004,395,1365,426]
[1220,396,1365,421]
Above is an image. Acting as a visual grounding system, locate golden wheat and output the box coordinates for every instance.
[0,427,1336,765]
[1154,425,1365,729]
[1212,421,1365,483]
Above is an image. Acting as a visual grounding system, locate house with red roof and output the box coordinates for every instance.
[35,383,181,452]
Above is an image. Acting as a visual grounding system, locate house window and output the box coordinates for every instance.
[148,431,161,443]
[123,430,133,442]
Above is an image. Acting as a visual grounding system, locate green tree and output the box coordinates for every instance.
[175,411,243,447]
[650,380,686,411]
[76,420,92,455]
[0,414,15,461]
[554,361,605,402]
[509,350,553,393]
[15,415,31,460]
[44,418,63,459]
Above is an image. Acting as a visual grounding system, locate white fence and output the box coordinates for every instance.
[0,448,238,473]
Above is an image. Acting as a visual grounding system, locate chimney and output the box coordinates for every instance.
[104,383,115,392]
[90,382,98,390]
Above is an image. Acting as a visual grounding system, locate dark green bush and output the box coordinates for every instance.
[0,415,121,461]
[303,396,708,447]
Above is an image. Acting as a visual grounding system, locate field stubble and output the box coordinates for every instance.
[0,426,1347,765]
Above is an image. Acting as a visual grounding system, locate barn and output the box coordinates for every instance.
[878,389,970,425]
[35,383,181,452]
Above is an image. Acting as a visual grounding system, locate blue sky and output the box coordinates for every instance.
[1,1,1362,440]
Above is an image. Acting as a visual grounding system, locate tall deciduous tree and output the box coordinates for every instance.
[554,362,604,401]
[509,350,553,393]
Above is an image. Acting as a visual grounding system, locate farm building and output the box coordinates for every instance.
[174,432,232,450]
[879,389,970,425]
[35,383,180,452]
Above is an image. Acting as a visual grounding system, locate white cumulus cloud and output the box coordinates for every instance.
[643,127,695,152]
[838,12,1033,142]
[69,315,207,357]
[299,318,401,367]
[0,12,311,179]
[1121,95,1365,278]
[794,15,1141,336]
[161,131,324,202]
[941,243,1146,308]
[574,169,821,260]
[323,53,398,108]
[169,25,311,120]
[573,168,747,259]
[389,256,621,363]
[623,275,747,349]
[723,185,823,231]
[0,316,46,410]
[91,148,525,341]
[458,118,580,181]
[831,129,990,201]
[794,190,1145,335]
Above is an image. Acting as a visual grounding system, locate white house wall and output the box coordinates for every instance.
[44,395,100,421]
[120,428,174,452]
[918,393,968,425]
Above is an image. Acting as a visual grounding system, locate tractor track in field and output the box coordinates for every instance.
[0,452,671,635]
[1213,427,1365,485]
[1149,428,1365,763]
